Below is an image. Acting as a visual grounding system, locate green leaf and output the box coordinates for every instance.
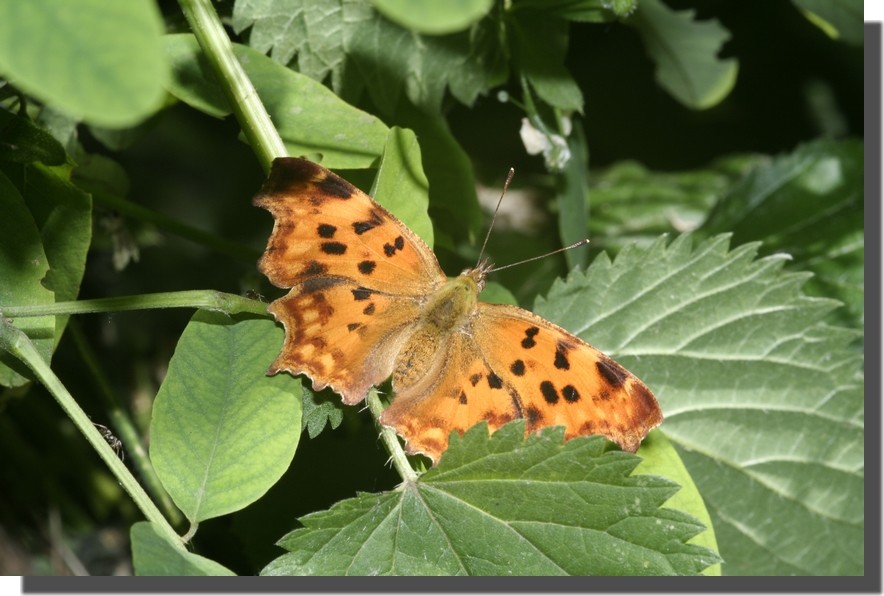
[301,387,345,438]
[0,109,66,165]
[699,139,863,332]
[393,105,486,248]
[701,139,863,329]
[130,522,236,576]
[371,0,494,35]
[479,281,519,306]
[21,163,92,344]
[163,34,390,169]
[508,10,584,112]
[232,0,507,116]
[0,170,54,387]
[627,0,738,109]
[792,0,863,46]
[587,154,763,253]
[263,423,719,575]
[513,0,638,22]
[150,311,302,523]
[0,0,167,127]
[634,432,720,576]
[371,127,433,247]
[231,0,347,79]
[534,234,863,575]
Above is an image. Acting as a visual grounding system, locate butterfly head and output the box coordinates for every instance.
[460,258,494,292]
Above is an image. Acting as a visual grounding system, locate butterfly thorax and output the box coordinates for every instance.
[391,269,486,393]
[423,273,481,332]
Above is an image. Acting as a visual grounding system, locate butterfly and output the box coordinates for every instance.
[254,157,662,464]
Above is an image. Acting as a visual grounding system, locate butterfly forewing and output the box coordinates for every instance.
[253,158,445,293]
[254,158,446,403]
[474,304,663,452]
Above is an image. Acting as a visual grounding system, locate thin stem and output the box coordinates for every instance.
[68,322,183,527]
[365,390,419,484]
[93,190,259,263]
[1,290,267,319]
[179,0,287,171]
[0,318,184,549]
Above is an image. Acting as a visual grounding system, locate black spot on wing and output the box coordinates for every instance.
[302,261,328,276]
[321,241,347,255]
[487,372,503,389]
[525,406,543,427]
[358,260,376,275]
[301,277,341,295]
[317,224,336,238]
[554,341,571,370]
[510,359,526,376]
[316,173,354,199]
[597,358,628,387]
[351,287,373,301]
[540,380,558,404]
[353,211,384,235]
[521,326,539,349]
[383,235,406,257]
[562,385,580,403]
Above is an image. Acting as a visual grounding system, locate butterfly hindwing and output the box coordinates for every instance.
[268,281,423,404]
[380,327,525,459]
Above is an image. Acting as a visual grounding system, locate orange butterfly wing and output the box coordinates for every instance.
[379,301,662,461]
[253,158,445,403]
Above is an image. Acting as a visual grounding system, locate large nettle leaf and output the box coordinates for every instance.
[534,234,863,575]
[263,424,720,576]
[701,138,863,330]
[231,0,507,116]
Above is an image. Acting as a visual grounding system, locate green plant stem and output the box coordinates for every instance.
[93,191,260,263]
[178,0,287,172]
[365,390,419,484]
[179,0,422,482]
[1,290,268,318]
[0,318,184,549]
[68,321,183,528]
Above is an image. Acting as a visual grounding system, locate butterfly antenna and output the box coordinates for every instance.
[476,167,516,266]
[488,239,591,273]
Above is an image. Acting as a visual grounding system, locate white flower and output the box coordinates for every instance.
[519,118,572,171]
